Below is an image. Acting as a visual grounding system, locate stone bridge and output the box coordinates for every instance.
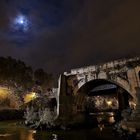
[57,57,140,125]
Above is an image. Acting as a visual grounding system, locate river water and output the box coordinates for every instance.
[0,121,123,140]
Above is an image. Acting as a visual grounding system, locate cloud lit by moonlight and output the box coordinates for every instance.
[11,14,30,32]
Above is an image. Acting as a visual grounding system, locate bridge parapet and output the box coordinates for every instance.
[69,57,139,75]
[62,57,140,98]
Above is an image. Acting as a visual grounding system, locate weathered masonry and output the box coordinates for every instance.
[57,57,140,125]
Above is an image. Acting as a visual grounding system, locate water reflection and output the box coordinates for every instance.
[19,130,35,140]
[109,116,115,124]
[95,112,116,125]
[52,134,57,140]
[98,124,105,131]
[0,121,123,140]
[0,121,35,140]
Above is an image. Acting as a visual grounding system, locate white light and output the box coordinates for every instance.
[19,19,24,24]
[16,15,25,25]
[12,14,29,31]
[106,100,112,106]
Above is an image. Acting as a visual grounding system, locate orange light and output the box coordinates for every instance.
[24,92,37,103]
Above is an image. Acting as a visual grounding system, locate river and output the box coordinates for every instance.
[0,121,124,140]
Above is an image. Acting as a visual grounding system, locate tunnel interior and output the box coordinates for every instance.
[77,79,134,125]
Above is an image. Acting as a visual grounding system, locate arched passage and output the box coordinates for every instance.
[77,79,133,109]
[75,79,134,125]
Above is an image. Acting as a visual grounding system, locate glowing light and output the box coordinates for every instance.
[106,100,112,106]
[0,87,10,97]
[12,14,29,31]
[19,19,24,24]
[108,116,115,123]
[98,124,104,131]
[129,100,136,109]
[24,92,37,103]
[16,15,26,25]
[108,112,114,116]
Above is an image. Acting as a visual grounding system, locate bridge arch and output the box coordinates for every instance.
[75,79,134,112]
[58,57,140,126]
[77,79,130,95]
[74,76,132,97]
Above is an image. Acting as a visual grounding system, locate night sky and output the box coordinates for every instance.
[0,0,140,73]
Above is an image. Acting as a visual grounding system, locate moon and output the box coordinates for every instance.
[12,14,30,32]
[18,17,24,24]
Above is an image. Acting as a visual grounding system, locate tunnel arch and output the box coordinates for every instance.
[76,79,134,111]
[72,79,135,126]
[77,79,131,96]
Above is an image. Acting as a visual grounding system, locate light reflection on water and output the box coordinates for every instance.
[0,121,123,140]
[0,121,35,140]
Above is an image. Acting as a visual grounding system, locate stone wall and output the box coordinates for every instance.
[58,57,140,126]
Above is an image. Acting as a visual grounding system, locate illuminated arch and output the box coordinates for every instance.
[77,79,130,95]
[76,79,133,110]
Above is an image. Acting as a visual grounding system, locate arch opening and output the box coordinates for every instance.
[76,79,134,125]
